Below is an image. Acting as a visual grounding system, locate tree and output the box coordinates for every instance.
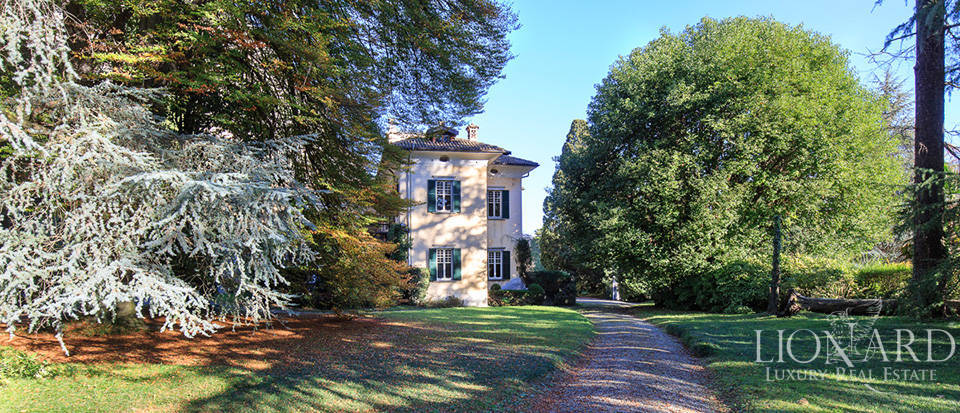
[882,0,955,315]
[0,0,516,352]
[515,238,533,284]
[912,0,949,316]
[63,0,517,137]
[0,0,321,353]
[39,0,518,313]
[547,17,904,296]
[540,120,608,295]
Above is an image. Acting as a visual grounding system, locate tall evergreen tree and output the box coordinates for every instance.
[911,0,948,315]
[541,119,607,295]
[882,0,960,314]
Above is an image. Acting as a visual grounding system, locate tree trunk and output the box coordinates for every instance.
[913,0,948,315]
[111,301,145,330]
[778,289,896,316]
[767,215,782,314]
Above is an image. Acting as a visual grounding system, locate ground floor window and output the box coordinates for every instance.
[488,250,503,279]
[436,248,453,280]
[487,249,511,280]
[428,248,462,281]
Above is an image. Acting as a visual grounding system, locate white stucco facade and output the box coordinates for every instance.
[392,126,537,306]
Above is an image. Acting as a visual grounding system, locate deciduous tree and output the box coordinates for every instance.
[545,17,904,297]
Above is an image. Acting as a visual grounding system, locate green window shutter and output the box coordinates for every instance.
[427,180,436,213]
[428,249,437,281]
[452,181,461,213]
[452,248,462,280]
[501,190,510,219]
[502,251,511,280]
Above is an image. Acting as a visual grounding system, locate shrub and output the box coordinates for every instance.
[854,262,911,298]
[555,275,578,306]
[781,255,852,297]
[488,284,505,306]
[283,231,407,310]
[525,270,577,305]
[652,255,904,312]
[515,238,533,283]
[526,284,546,305]
[617,277,648,303]
[489,272,576,306]
[425,296,463,308]
[488,286,534,306]
[652,259,769,312]
[723,305,755,315]
[401,267,430,306]
[0,348,59,379]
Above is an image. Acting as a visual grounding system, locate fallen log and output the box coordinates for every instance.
[778,288,896,317]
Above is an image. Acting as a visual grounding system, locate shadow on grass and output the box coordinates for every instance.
[172,306,593,412]
[626,305,960,412]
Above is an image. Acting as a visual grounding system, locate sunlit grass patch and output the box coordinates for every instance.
[629,304,960,412]
[0,306,593,412]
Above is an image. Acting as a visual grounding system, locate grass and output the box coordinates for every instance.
[627,303,960,412]
[0,306,594,412]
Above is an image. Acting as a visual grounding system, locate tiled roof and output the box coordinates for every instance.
[492,155,539,167]
[393,137,508,154]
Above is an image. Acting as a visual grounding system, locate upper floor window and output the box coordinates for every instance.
[436,180,452,212]
[487,190,502,218]
[487,189,509,219]
[428,179,460,213]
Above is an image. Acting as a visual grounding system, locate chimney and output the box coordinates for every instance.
[387,118,404,143]
[466,123,479,141]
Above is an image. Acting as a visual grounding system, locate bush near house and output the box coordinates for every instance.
[424,296,465,308]
[401,268,431,305]
[488,271,576,306]
[525,271,577,306]
[488,284,541,306]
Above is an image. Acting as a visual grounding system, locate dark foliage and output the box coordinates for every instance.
[400,268,430,306]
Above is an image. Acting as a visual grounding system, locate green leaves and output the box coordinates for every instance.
[544,17,905,295]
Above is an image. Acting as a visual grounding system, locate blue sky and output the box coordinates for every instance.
[464,0,958,234]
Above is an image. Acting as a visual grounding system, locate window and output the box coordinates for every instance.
[428,179,460,213]
[436,180,452,212]
[488,190,502,218]
[429,248,460,281]
[436,248,454,281]
[487,189,509,219]
[488,250,503,280]
[487,249,510,280]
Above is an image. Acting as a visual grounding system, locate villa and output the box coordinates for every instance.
[389,124,539,306]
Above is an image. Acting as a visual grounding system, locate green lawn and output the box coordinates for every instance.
[628,304,960,412]
[0,306,594,412]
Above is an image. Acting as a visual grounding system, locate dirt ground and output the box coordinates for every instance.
[1,315,423,370]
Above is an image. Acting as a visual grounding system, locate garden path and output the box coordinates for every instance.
[537,298,727,412]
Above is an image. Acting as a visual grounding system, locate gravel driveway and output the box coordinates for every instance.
[537,298,727,413]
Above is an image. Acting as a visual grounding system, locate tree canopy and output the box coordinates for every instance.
[56,0,518,308]
[541,17,905,297]
[0,0,516,348]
